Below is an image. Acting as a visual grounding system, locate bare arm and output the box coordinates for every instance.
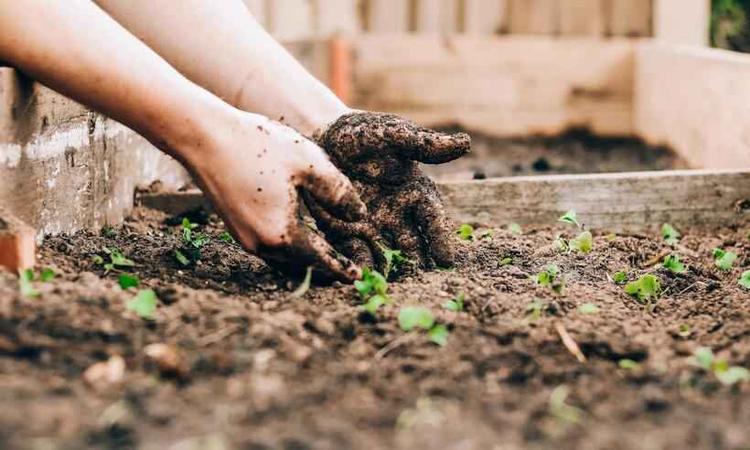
[94,0,349,137]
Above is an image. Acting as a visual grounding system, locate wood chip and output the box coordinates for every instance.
[554,322,587,363]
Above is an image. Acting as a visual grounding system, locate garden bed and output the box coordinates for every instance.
[2,204,750,449]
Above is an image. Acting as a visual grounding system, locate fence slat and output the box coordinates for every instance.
[608,0,652,37]
[415,0,460,34]
[463,0,508,34]
[268,0,315,41]
[560,0,604,36]
[313,0,361,36]
[367,0,410,32]
[508,0,559,34]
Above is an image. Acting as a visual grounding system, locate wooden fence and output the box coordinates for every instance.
[244,0,653,40]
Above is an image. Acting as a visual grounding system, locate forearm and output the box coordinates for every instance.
[94,0,349,137]
[0,0,230,164]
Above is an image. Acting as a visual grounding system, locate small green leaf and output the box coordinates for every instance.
[118,273,140,290]
[456,224,474,241]
[500,256,514,266]
[354,268,388,299]
[739,270,750,290]
[443,293,465,312]
[38,268,55,282]
[507,223,523,235]
[549,385,582,424]
[290,266,312,298]
[526,299,546,321]
[716,366,750,386]
[174,249,190,267]
[127,289,158,320]
[578,303,599,315]
[382,246,408,278]
[624,274,661,303]
[398,307,435,332]
[554,236,569,253]
[662,254,687,273]
[713,248,737,271]
[109,249,135,268]
[363,294,387,316]
[428,325,449,346]
[558,210,580,227]
[18,269,39,298]
[533,265,564,294]
[661,223,680,245]
[694,347,714,370]
[569,230,593,253]
[677,324,691,338]
[618,359,640,370]
[92,255,104,265]
[612,271,628,284]
[219,231,236,244]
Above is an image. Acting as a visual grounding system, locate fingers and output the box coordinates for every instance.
[384,122,471,165]
[411,184,457,268]
[297,148,367,222]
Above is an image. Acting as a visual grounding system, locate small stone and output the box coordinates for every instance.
[83,355,125,389]
[143,343,188,379]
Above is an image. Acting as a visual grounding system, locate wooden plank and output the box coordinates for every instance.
[463,0,508,34]
[635,42,750,170]
[139,169,750,232]
[560,0,604,36]
[415,0,460,34]
[367,0,410,32]
[653,0,709,46]
[313,0,361,36]
[508,0,559,35]
[351,35,636,137]
[608,0,651,37]
[267,0,315,41]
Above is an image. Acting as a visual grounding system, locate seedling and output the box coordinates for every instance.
[219,231,236,244]
[618,359,640,370]
[677,324,692,338]
[558,210,580,227]
[97,247,135,273]
[569,230,593,253]
[398,306,449,346]
[713,248,737,271]
[479,229,495,240]
[127,289,158,320]
[101,226,117,238]
[692,347,750,386]
[739,270,750,290]
[624,274,661,305]
[532,265,565,295]
[18,267,56,298]
[381,246,409,278]
[290,266,312,298]
[507,223,523,235]
[578,303,599,315]
[499,256,514,266]
[526,299,547,321]
[355,267,390,315]
[176,218,210,265]
[662,254,687,274]
[661,223,680,246]
[443,293,465,312]
[456,223,474,241]
[554,235,569,253]
[548,385,582,425]
[118,273,139,290]
[612,271,628,284]
[174,250,190,267]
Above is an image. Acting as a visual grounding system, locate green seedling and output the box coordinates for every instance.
[618,359,640,370]
[549,385,582,425]
[499,256,514,266]
[507,222,523,235]
[692,347,750,386]
[118,273,139,290]
[381,246,409,278]
[291,266,312,298]
[355,267,390,315]
[624,274,661,304]
[569,230,593,253]
[176,218,210,265]
[218,231,236,244]
[677,324,692,338]
[533,265,565,295]
[739,270,750,289]
[18,267,56,298]
[98,247,136,273]
[479,229,495,240]
[526,299,547,321]
[612,271,628,284]
[578,303,599,315]
[101,226,117,238]
[662,254,687,274]
[456,223,474,241]
[443,293,465,312]
[713,248,737,271]
[554,235,569,253]
[661,223,680,246]
[558,210,580,227]
[398,306,448,346]
[174,250,190,267]
[126,289,158,320]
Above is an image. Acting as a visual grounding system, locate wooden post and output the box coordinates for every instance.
[508,0,560,35]
[329,38,352,103]
[653,0,709,47]
[463,0,508,34]
[560,0,604,36]
[367,0,410,32]
[608,0,652,37]
[0,210,35,273]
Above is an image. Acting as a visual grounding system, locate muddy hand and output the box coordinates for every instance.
[311,111,470,270]
[186,111,366,283]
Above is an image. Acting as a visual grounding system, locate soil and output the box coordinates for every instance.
[424,128,688,182]
[3,206,750,450]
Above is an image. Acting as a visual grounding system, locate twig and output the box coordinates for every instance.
[641,249,671,268]
[198,324,241,347]
[375,332,416,360]
[554,322,587,363]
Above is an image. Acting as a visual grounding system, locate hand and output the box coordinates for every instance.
[309,111,470,271]
[182,111,366,282]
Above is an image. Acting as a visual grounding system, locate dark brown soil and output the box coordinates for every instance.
[425,128,688,182]
[3,207,750,450]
